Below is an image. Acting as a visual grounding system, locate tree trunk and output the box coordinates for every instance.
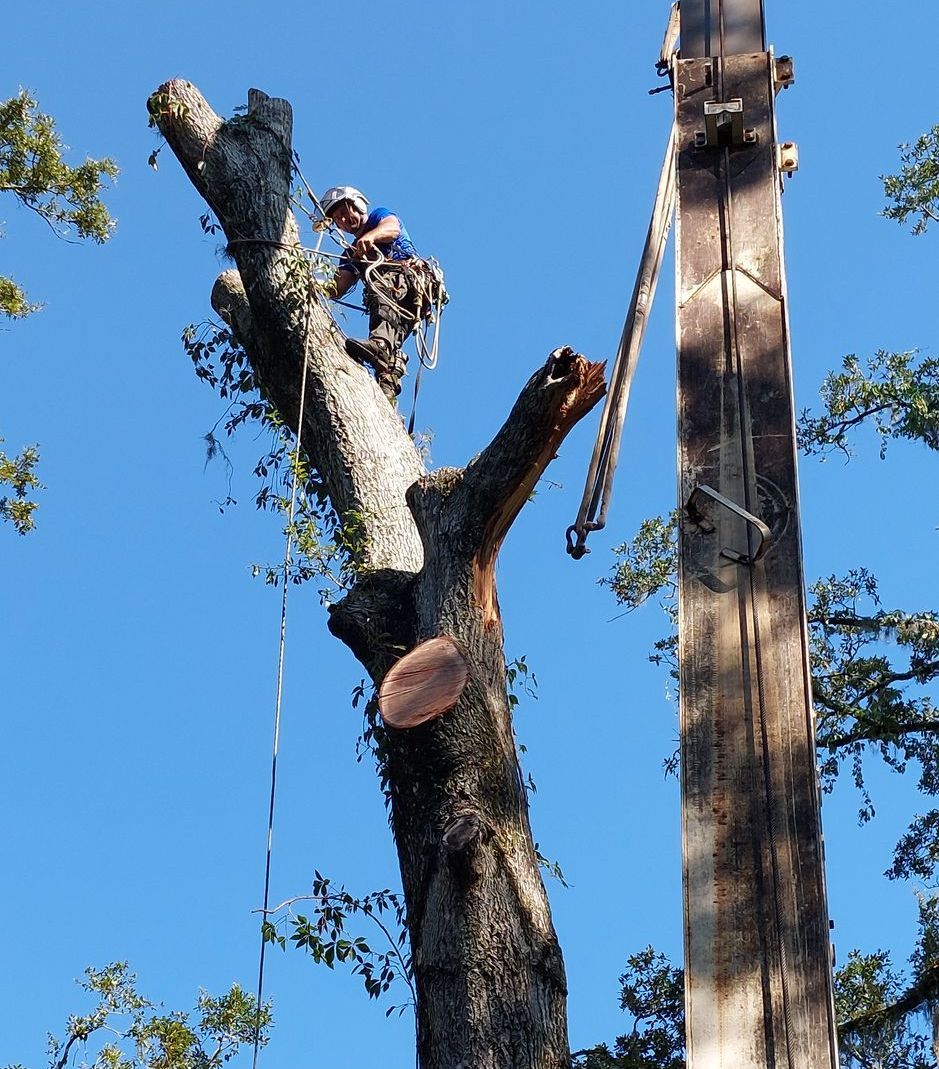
[149,81,605,1069]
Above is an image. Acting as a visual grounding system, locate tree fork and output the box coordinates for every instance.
[151,79,604,1068]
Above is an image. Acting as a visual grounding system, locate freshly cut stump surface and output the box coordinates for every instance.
[379,636,469,729]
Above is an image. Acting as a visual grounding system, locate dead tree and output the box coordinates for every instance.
[150,81,605,1069]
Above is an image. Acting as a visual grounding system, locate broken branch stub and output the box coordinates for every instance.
[379,636,469,729]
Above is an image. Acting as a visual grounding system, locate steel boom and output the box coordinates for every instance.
[674,1,839,1065]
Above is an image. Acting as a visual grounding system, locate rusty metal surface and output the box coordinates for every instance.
[675,51,839,1068]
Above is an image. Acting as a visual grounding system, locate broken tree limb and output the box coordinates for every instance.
[406,348,605,630]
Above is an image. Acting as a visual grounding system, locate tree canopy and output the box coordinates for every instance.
[0,90,116,533]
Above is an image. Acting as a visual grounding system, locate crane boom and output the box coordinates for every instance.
[675,3,839,1065]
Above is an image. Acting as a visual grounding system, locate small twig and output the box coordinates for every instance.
[53,1029,87,1069]
[16,196,82,244]
[852,661,939,706]
[822,718,939,752]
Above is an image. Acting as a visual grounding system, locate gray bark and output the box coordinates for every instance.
[150,80,605,1069]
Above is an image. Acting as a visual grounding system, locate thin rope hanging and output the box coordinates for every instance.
[251,272,316,1069]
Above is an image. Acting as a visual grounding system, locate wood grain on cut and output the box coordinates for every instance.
[379,636,469,729]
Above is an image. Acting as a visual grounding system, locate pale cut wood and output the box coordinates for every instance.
[379,636,469,729]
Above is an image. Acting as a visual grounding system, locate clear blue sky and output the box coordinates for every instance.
[3,1,937,1064]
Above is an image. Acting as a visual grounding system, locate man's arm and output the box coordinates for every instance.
[353,214,401,259]
[327,266,358,300]
[327,213,402,297]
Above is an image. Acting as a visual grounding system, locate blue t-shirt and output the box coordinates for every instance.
[339,207,418,281]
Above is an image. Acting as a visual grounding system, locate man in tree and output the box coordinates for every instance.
[150,81,606,1067]
[321,184,424,403]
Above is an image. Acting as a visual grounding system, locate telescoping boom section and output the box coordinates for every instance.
[674,1,839,1066]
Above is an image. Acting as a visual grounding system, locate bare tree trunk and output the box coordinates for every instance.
[150,80,605,1069]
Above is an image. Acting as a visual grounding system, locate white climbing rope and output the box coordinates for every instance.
[251,270,315,1069]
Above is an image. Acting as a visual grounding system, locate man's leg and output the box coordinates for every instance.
[347,265,418,402]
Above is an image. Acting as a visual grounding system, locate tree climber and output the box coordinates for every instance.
[320,185,425,404]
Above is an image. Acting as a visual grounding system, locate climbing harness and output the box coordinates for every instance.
[565,122,676,558]
[291,162,449,431]
[407,257,448,433]
[361,255,448,432]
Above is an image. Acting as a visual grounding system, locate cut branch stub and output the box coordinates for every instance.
[379,636,469,729]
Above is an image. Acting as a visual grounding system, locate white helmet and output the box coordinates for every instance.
[320,185,368,217]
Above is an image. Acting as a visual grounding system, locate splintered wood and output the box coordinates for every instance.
[379,636,469,729]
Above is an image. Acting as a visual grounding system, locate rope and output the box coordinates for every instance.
[406,267,445,434]
[566,122,676,559]
[236,176,443,1058]
[407,362,424,437]
[361,255,446,435]
[251,274,315,1069]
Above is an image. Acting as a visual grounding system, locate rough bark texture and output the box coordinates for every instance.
[150,80,605,1069]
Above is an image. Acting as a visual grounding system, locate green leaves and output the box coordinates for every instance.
[883,125,939,235]
[0,275,36,318]
[145,90,189,131]
[7,962,270,1069]
[572,947,685,1069]
[0,440,42,534]
[261,874,414,1013]
[602,513,679,622]
[0,90,117,318]
[798,350,939,459]
[602,513,680,693]
[585,930,939,1069]
[810,569,939,836]
[836,947,935,1069]
[506,654,538,710]
[183,319,361,600]
[0,92,115,533]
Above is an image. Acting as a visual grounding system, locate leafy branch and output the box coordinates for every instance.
[0,90,117,318]
[259,872,415,1016]
[581,899,939,1069]
[571,947,685,1069]
[798,351,939,459]
[182,318,362,602]
[0,440,41,534]
[883,124,939,235]
[810,570,939,835]
[4,962,270,1069]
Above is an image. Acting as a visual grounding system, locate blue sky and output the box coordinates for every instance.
[3,1,938,1065]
